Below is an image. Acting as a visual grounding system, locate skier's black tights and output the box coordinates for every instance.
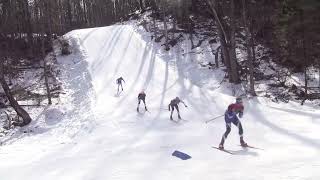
[138,99,146,106]
[223,121,243,139]
[117,83,123,92]
[170,104,180,116]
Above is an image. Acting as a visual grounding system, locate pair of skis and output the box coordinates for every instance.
[212,144,263,155]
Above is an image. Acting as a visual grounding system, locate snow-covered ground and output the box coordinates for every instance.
[0,24,319,180]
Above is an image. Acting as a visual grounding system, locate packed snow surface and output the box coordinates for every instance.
[0,24,319,180]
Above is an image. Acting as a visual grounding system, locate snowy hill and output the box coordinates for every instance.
[0,24,319,180]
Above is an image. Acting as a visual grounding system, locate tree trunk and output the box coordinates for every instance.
[214,45,221,68]
[318,60,320,87]
[42,38,52,105]
[205,0,228,43]
[139,0,145,12]
[0,45,32,126]
[189,18,195,49]
[163,11,169,51]
[4,111,11,130]
[206,0,240,83]
[242,0,256,96]
[43,1,53,105]
[251,32,256,64]
[82,0,88,27]
[217,26,231,70]
[152,16,158,39]
[149,0,157,11]
[301,10,308,100]
[22,0,33,58]
[207,0,230,69]
[67,0,73,30]
[229,0,240,83]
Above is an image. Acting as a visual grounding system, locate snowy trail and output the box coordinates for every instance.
[0,24,319,180]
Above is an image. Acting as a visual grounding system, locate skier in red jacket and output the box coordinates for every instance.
[219,97,247,149]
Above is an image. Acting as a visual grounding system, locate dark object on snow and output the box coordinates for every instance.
[172,150,191,160]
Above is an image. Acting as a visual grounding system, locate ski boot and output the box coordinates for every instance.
[219,137,226,149]
[170,115,173,120]
[136,107,139,112]
[219,144,224,150]
[145,106,148,111]
[240,137,248,147]
[178,114,181,119]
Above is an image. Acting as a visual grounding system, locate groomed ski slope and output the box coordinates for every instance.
[0,24,320,180]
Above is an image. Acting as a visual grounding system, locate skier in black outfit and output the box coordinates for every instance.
[168,97,187,120]
[137,90,148,112]
[116,77,125,93]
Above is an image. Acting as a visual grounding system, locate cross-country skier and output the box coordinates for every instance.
[168,97,187,120]
[137,90,148,112]
[219,97,247,149]
[116,77,125,93]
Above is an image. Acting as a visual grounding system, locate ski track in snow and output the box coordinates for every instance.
[0,24,319,180]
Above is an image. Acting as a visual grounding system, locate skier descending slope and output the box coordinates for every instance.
[137,90,148,112]
[168,97,187,120]
[218,97,247,149]
[116,77,125,94]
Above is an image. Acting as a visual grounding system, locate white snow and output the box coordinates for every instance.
[0,24,319,180]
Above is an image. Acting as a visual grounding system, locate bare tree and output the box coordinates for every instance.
[301,10,308,100]
[163,12,169,51]
[158,0,170,51]
[0,44,32,127]
[205,0,240,83]
[242,0,256,96]
[229,0,240,83]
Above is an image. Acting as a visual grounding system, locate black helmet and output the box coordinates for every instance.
[236,97,242,103]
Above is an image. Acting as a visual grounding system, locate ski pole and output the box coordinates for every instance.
[205,114,224,123]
